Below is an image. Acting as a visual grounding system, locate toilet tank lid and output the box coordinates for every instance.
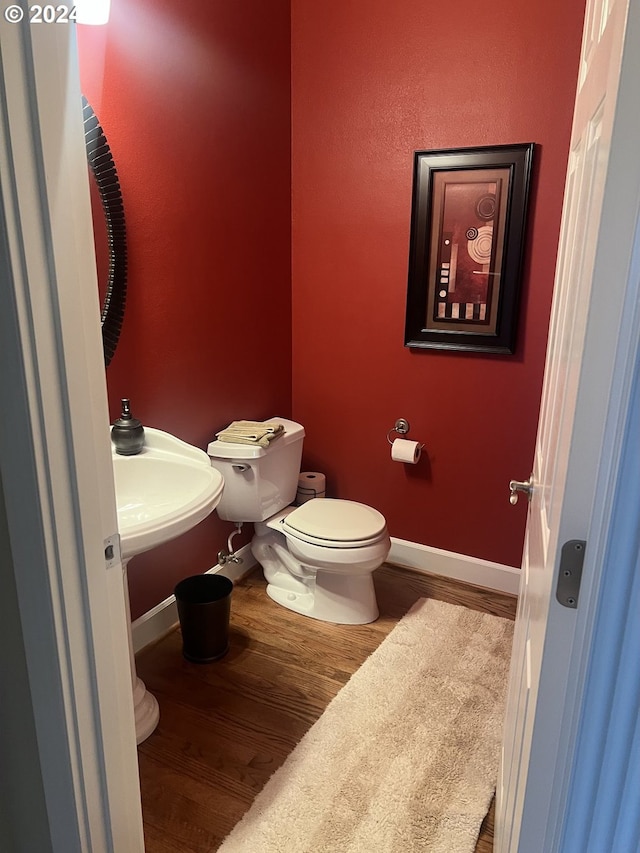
[207,417,304,459]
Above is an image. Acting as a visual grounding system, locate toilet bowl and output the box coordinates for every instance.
[207,418,390,625]
[253,500,390,624]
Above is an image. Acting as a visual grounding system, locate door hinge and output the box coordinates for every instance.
[556,539,586,608]
[104,533,121,569]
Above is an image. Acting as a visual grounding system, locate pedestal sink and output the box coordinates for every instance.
[112,427,224,743]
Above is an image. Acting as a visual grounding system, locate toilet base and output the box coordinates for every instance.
[266,570,379,625]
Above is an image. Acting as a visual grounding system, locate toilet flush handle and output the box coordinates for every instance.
[232,464,249,472]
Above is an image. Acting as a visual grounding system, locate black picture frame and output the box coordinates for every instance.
[404,143,534,354]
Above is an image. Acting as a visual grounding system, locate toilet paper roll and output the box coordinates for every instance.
[298,472,326,492]
[296,489,326,505]
[391,438,422,464]
[296,472,326,504]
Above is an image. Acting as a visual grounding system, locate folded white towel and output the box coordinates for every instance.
[233,420,281,434]
[220,428,267,442]
[216,420,284,447]
[216,420,283,436]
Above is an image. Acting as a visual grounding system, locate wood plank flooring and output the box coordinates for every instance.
[136,564,517,852]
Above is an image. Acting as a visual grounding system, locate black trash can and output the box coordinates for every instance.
[174,574,233,663]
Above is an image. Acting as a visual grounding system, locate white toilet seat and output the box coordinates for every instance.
[281,498,387,549]
[282,523,388,549]
[285,530,390,574]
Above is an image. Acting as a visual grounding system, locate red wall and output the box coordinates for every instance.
[79,0,586,618]
[78,0,292,619]
[291,0,585,568]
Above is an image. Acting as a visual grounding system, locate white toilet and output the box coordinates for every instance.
[207,418,390,624]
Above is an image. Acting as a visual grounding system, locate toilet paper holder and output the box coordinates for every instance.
[387,418,422,446]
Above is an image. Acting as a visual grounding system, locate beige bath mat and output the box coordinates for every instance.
[218,597,514,853]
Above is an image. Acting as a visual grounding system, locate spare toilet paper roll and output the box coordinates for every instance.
[297,472,326,500]
[391,438,422,464]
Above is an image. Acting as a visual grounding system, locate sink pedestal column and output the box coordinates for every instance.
[123,558,159,744]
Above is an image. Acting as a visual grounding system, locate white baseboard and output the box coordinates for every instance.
[388,537,521,596]
[132,538,520,654]
[131,543,257,654]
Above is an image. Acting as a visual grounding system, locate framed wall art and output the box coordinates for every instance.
[404,143,534,354]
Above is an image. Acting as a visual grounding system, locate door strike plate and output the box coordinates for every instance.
[556,539,586,608]
[104,533,121,569]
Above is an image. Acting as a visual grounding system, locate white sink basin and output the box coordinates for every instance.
[112,427,224,560]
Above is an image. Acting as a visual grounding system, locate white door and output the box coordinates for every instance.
[496,0,639,849]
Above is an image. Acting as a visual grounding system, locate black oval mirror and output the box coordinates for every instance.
[82,96,127,367]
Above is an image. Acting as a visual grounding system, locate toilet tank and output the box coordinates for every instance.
[207,418,305,522]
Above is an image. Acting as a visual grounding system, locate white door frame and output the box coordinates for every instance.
[0,15,144,852]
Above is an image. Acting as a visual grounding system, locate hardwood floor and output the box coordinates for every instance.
[136,564,517,852]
